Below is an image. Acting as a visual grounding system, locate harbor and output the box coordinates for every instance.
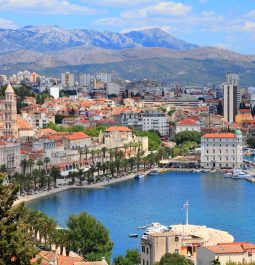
[27,170,255,257]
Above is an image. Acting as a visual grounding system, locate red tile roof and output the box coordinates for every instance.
[58,255,84,265]
[64,132,90,140]
[204,242,255,254]
[105,126,131,132]
[177,118,199,126]
[203,133,235,138]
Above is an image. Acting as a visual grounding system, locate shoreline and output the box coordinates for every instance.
[14,171,144,205]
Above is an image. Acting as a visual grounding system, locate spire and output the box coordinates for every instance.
[5,83,14,93]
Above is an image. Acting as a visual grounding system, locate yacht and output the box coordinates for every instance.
[224,172,233,178]
[232,169,251,179]
[145,222,168,234]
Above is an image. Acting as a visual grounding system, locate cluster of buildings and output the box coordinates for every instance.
[140,222,255,265]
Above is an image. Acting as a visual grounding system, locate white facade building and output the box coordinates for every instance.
[142,111,169,136]
[201,130,243,169]
[120,111,169,136]
[176,118,201,134]
[0,141,21,172]
[50,86,60,99]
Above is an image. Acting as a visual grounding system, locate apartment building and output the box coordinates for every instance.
[61,72,74,87]
[120,111,169,136]
[200,130,243,169]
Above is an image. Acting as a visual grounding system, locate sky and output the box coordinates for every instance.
[0,0,255,54]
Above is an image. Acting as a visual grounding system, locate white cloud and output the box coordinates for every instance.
[81,0,155,7]
[121,1,192,19]
[242,21,255,32]
[0,0,95,15]
[0,17,18,29]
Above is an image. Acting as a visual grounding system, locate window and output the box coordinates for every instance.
[143,259,145,265]
[175,236,179,242]
[147,261,149,265]
[175,249,179,253]
[146,248,149,254]
[142,246,145,253]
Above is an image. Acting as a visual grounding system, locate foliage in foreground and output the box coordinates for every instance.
[0,173,37,265]
[67,212,113,263]
[154,253,193,265]
[113,249,140,265]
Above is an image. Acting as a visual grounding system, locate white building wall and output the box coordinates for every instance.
[201,134,243,169]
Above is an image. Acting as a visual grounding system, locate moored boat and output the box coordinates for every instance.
[129,234,138,238]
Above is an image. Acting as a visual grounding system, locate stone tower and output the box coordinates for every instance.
[1,84,18,137]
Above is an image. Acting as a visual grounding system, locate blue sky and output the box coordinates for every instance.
[0,0,255,54]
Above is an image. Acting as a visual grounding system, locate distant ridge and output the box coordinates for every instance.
[0,26,198,54]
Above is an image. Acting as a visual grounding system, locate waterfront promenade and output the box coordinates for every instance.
[14,171,150,205]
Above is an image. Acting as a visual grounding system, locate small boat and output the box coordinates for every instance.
[224,172,233,178]
[232,168,251,179]
[137,225,146,229]
[134,174,145,179]
[129,234,138,238]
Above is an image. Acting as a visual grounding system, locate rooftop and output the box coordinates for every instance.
[203,133,236,139]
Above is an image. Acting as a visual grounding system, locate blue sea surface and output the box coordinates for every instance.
[27,172,255,257]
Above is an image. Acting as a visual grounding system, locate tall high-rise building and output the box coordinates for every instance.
[61,72,74,87]
[223,73,241,123]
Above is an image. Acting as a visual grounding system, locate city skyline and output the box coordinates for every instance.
[0,1,255,54]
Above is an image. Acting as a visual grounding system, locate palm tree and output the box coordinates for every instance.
[36,159,44,172]
[84,146,89,161]
[101,147,107,162]
[20,158,28,175]
[115,159,121,176]
[77,169,84,186]
[129,157,135,172]
[109,162,116,178]
[109,149,115,162]
[123,143,129,158]
[50,229,70,256]
[27,158,35,175]
[78,147,84,169]
[122,159,129,173]
[68,171,76,185]
[96,162,101,176]
[50,166,61,188]
[31,168,40,190]
[90,149,96,164]
[44,157,51,173]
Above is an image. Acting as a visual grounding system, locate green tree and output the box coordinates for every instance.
[67,212,113,262]
[247,137,255,148]
[113,249,140,265]
[157,253,193,265]
[174,131,201,145]
[132,130,161,151]
[0,173,37,264]
[50,166,61,188]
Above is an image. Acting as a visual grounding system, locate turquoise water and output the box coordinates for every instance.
[27,172,255,257]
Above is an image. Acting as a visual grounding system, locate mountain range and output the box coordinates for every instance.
[1,25,255,86]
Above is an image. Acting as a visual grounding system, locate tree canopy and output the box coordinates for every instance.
[113,249,140,265]
[0,173,37,265]
[247,137,255,148]
[132,129,161,151]
[67,212,113,262]
[156,253,193,265]
[174,131,201,145]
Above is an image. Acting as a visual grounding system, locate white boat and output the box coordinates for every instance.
[134,174,145,179]
[224,172,233,178]
[232,169,251,179]
[137,225,146,229]
[145,222,168,234]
